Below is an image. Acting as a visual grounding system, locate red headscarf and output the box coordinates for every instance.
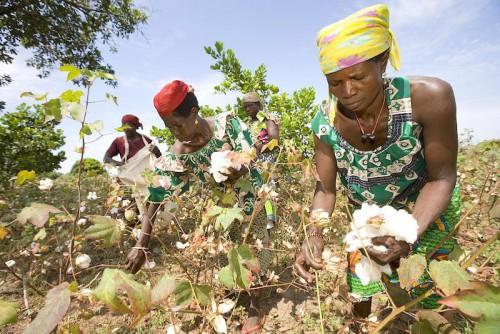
[121,114,143,129]
[153,80,190,117]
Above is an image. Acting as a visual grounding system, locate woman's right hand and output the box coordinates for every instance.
[125,246,148,274]
[294,234,324,284]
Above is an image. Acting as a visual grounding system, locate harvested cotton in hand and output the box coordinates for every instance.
[344,203,418,285]
[210,150,254,183]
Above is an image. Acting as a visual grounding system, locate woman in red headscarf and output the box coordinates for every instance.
[125,80,275,333]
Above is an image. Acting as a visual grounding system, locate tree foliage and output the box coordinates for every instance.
[0,103,65,188]
[70,158,105,176]
[0,0,147,79]
[204,41,318,156]
[0,0,148,109]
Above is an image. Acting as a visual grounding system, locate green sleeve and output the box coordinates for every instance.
[147,154,191,203]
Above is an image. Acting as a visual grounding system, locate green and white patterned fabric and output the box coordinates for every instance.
[148,112,262,216]
[312,77,427,209]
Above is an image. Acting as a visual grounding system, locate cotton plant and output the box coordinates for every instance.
[344,203,418,285]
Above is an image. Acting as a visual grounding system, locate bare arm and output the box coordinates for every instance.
[309,135,338,233]
[366,78,458,265]
[103,153,123,166]
[103,140,124,166]
[411,77,458,236]
[125,202,161,273]
[294,134,338,282]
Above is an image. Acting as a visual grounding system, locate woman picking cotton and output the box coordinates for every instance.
[125,80,274,333]
[294,4,460,318]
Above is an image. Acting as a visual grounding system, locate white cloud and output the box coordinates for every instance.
[390,0,455,27]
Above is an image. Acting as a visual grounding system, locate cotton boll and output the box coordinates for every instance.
[75,254,91,269]
[38,178,54,190]
[355,256,392,286]
[209,151,232,183]
[345,231,371,252]
[352,203,382,229]
[379,209,418,243]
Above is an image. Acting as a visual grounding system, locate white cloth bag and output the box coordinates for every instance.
[117,136,155,195]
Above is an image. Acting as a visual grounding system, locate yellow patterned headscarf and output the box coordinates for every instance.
[317,4,400,75]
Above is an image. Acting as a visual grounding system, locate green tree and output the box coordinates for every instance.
[70,158,105,176]
[204,42,318,157]
[0,0,148,109]
[0,103,65,187]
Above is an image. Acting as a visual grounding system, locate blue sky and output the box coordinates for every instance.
[1,0,499,172]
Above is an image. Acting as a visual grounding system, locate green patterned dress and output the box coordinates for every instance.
[311,77,461,308]
[148,112,274,272]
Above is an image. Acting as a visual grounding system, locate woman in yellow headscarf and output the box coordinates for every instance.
[294,4,460,317]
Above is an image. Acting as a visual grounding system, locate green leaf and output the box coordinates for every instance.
[84,215,121,246]
[216,207,244,232]
[173,281,193,310]
[59,89,84,103]
[428,260,471,295]
[59,65,81,81]
[192,285,213,307]
[229,248,252,290]
[97,71,117,81]
[385,281,412,307]
[17,203,61,228]
[106,93,118,105]
[206,205,224,217]
[397,254,427,290]
[88,120,103,133]
[439,283,500,321]
[79,124,92,138]
[15,170,36,185]
[234,178,253,194]
[43,98,62,122]
[33,227,47,241]
[218,266,234,289]
[61,102,85,122]
[238,245,260,273]
[215,41,224,53]
[220,190,237,206]
[93,269,151,316]
[0,299,18,327]
[20,91,48,101]
[151,273,175,305]
[23,282,71,334]
[261,138,279,152]
[448,244,469,263]
[476,319,500,334]
[411,310,459,334]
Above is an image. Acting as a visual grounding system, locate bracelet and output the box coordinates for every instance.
[309,209,331,227]
[132,246,150,251]
[308,232,323,239]
[140,231,151,237]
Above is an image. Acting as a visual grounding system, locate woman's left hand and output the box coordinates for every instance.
[364,236,411,265]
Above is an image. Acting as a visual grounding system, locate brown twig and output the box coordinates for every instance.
[0,254,44,296]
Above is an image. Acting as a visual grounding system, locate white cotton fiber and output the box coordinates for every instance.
[344,203,418,285]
